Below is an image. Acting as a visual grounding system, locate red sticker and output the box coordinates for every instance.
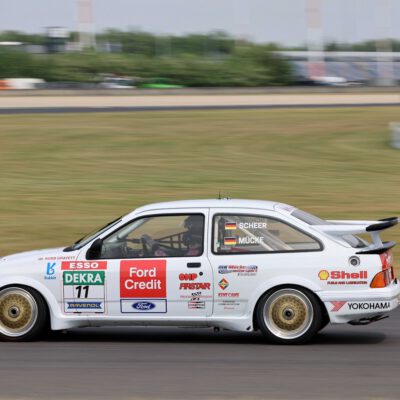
[61,261,107,270]
[120,260,166,298]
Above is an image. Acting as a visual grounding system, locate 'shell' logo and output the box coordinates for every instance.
[319,270,368,280]
[318,270,329,280]
[120,260,166,298]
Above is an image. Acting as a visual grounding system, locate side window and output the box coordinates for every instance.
[213,214,321,254]
[101,214,204,259]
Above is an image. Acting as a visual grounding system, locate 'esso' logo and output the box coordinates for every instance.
[61,261,107,270]
[70,262,99,269]
[179,273,198,281]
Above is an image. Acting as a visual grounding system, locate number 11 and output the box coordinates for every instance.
[75,285,89,298]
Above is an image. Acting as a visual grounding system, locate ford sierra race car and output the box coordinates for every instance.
[0,199,399,344]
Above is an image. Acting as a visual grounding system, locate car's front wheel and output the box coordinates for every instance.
[256,287,322,344]
[0,286,48,341]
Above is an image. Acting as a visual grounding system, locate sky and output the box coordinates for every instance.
[0,0,399,46]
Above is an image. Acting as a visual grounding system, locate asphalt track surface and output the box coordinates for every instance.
[0,93,399,114]
[1,103,400,114]
[0,310,400,400]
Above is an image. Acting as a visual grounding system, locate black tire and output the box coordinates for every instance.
[0,286,48,342]
[318,314,330,332]
[256,287,323,345]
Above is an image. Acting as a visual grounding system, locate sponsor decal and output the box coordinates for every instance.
[179,273,198,281]
[180,291,212,300]
[188,300,205,309]
[318,270,368,285]
[218,300,240,310]
[120,260,166,299]
[66,301,102,310]
[191,291,202,301]
[63,271,105,285]
[62,261,107,270]
[41,256,75,261]
[219,278,229,290]
[63,270,106,313]
[120,299,167,313]
[224,237,237,246]
[132,301,156,311]
[44,262,56,280]
[218,292,239,298]
[348,302,390,311]
[318,270,329,280]
[330,301,347,312]
[330,301,391,312]
[218,265,258,276]
[225,222,237,230]
[180,282,211,290]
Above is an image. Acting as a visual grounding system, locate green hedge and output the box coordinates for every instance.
[0,46,293,87]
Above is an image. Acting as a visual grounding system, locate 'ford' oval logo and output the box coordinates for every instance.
[132,301,156,311]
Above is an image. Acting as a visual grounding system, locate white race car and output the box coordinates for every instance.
[0,199,399,344]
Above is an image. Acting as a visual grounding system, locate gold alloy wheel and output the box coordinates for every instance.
[263,289,314,340]
[0,288,38,337]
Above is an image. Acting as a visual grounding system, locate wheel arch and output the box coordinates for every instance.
[251,283,329,331]
[0,277,60,330]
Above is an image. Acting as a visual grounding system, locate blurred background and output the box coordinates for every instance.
[0,0,399,267]
[1,0,400,88]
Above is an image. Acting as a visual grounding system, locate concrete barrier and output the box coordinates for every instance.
[390,123,400,149]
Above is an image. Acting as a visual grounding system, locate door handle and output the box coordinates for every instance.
[187,262,201,268]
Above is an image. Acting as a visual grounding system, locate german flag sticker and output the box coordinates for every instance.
[225,222,237,230]
[224,237,237,246]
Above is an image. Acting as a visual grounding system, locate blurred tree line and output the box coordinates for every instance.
[2,29,398,86]
[0,30,293,86]
[325,40,400,52]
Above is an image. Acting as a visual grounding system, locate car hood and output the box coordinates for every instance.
[1,247,67,263]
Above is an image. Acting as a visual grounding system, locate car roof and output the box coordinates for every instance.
[131,199,284,216]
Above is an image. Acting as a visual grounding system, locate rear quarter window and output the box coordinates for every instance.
[213,214,322,254]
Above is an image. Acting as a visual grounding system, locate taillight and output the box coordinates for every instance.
[370,251,394,288]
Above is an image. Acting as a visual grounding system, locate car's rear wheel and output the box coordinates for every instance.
[256,287,322,344]
[0,287,48,341]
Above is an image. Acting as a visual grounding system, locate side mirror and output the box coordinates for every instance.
[86,238,103,260]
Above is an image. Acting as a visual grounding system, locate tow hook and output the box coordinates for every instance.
[348,315,389,325]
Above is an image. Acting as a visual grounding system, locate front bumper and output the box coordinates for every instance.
[319,280,400,324]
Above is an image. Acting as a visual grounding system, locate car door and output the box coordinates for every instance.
[75,209,214,319]
[208,208,323,317]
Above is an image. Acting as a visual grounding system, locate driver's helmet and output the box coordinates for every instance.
[183,215,203,247]
[183,215,203,234]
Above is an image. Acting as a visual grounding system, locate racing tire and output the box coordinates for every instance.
[318,315,330,332]
[0,286,48,342]
[256,287,323,345]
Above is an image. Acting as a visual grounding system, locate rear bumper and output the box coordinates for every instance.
[319,280,400,324]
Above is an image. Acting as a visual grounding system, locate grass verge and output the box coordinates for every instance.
[1,107,399,269]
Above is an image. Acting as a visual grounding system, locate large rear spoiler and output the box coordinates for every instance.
[312,217,398,254]
[366,217,399,232]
